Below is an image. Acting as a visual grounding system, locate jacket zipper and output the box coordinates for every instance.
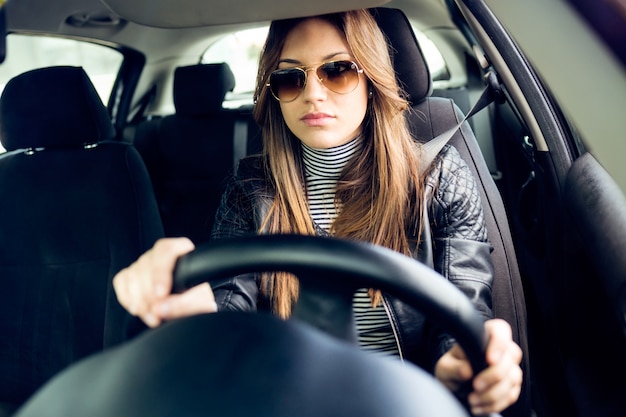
[382,296,404,362]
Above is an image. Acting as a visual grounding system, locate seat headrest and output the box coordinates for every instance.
[173,63,236,117]
[0,66,115,151]
[370,7,432,104]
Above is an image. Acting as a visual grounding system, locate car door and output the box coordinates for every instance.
[451,0,626,416]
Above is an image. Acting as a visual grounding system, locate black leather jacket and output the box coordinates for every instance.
[210,144,493,370]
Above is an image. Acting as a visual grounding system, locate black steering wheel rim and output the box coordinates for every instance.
[173,234,488,374]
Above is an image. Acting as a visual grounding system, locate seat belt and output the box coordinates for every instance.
[420,70,503,172]
[233,117,248,171]
[129,84,157,125]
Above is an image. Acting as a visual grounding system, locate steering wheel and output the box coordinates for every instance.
[174,234,489,373]
[15,234,492,417]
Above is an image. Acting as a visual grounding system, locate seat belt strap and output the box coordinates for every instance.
[420,71,502,172]
[233,118,248,171]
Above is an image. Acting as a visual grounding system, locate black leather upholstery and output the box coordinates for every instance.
[133,63,255,244]
[372,7,530,417]
[0,66,164,408]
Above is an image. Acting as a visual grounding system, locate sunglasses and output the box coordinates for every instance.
[266,60,364,102]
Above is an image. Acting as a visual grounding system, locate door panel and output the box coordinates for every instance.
[561,152,626,417]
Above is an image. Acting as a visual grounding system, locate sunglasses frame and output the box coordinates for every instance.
[266,60,364,103]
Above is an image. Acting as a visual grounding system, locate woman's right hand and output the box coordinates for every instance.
[113,237,218,328]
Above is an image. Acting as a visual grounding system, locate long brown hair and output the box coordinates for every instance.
[253,9,425,318]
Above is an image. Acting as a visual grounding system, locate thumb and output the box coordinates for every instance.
[484,318,512,364]
[448,343,468,361]
[155,282,217,321]
[149,237,196,296]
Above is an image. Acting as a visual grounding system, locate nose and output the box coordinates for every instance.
[301,68,327,102]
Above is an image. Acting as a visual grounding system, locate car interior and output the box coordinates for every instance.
[1,0,625,417]
[0,65,164,408]
[131,62,260,244]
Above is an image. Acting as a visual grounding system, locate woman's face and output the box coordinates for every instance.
[277,18,368,149]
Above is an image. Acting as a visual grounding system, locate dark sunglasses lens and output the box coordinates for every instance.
[318,61,359,93]
[269,68,305,102]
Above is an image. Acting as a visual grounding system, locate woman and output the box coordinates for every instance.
[114,9,522,415]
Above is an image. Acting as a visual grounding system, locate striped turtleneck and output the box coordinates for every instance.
[301,136,401,359]
[301,136,361,232]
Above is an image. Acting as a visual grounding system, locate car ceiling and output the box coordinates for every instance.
[101,0,389,27]
[4,0,454,45]
[5,0,455,68]
[3,0,461,97]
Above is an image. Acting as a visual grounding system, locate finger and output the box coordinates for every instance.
[114,262,163,327]
[468,363,522,415]
[112,237,195,324]
[153,283,218,321]
[117,249,159,316]
[136,238,195,325]
[449,344,473,381]
[435,344,473,392]
[138,312,162,328]
[112,267,133,311]
[483,318,514,365]
[473,340,523,392]
[461,319,520,415]
[144,237,195,298]
[448,343,467,360]
[474,321,522,392]
[114,266,161,327]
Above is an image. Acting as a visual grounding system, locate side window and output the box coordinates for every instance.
[0,34,123,152]
[202,27,269,108]
[413,31,450,84]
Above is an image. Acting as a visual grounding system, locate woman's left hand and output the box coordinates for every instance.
[434,318,523,415]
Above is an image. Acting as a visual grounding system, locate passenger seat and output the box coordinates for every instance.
[133,63,259,245]
[0,66,164,411]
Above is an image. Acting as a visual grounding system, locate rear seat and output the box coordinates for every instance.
[133,63,261,245]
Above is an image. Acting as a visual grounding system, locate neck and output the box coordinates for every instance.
[301,135,363,179]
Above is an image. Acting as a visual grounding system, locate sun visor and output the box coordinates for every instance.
[101,0,390,28]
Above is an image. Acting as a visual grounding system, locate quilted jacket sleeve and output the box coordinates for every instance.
[425,144,494,362]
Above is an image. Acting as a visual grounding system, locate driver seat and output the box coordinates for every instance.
[371,7,530,417]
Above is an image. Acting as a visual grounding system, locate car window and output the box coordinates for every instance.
[201,27,268,108]
[201,26,449,108]
[413,31,449,83]
[0,34,123,152]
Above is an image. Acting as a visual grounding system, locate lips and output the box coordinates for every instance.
[301,112,333,127]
